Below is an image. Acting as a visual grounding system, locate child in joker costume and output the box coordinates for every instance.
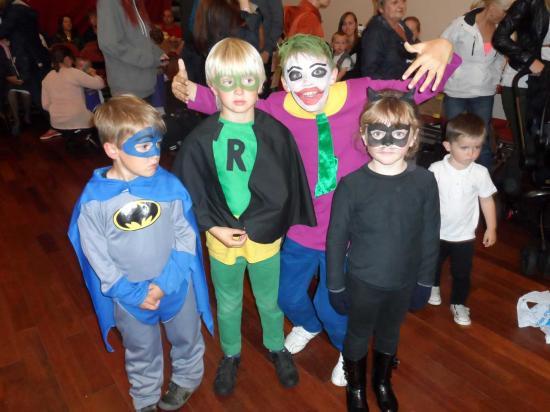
[172,34,460,386]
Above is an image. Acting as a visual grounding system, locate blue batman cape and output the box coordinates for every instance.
[68,166,214,352]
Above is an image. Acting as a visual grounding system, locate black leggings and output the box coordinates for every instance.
[434,240,475,305]
[343,276,414,360]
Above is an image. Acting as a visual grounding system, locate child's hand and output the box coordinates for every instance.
[139,295,159,310]
[402,38,453,92]
[208,226,247,248]
[139,284,164,310]
[148,283,165,301]
[483,228,497,247]
[328,289,349,315]
[172,59,197,103]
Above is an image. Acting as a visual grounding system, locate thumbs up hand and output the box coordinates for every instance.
[171,58,197,103]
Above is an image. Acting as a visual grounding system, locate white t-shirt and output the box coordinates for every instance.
[429,155,497,242]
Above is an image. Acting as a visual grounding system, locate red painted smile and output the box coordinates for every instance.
[295,87,324,106]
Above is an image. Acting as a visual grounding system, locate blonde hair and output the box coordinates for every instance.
[470,0,513,9]
[360,90,422,159]
[93,95,166,146]
[205,37,266,92]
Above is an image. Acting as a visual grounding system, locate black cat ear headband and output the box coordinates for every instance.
[366,87,416,105]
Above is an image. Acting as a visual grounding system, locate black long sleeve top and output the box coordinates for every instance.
[326,163,440,291]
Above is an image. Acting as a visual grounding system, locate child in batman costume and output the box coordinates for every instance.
[172,34,461,386]
[68,95,213,412]
[172,38,316,396]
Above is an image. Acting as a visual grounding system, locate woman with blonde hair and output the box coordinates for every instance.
[441,0,514,169]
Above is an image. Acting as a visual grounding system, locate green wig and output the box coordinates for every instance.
[278,34,334,71]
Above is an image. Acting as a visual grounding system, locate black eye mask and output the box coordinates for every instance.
[366,123,411,147]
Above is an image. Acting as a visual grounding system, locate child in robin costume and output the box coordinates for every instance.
[172,38,316,396]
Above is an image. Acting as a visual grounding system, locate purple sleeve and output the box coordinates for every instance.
[187,84,218,114]
[354,53,462,104]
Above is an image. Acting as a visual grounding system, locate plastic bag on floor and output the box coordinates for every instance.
[517,291,550,344]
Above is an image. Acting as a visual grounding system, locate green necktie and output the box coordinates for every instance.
[315,113,338,197]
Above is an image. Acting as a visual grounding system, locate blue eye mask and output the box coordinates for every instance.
[366,123,411,147]
[122,127,163,158]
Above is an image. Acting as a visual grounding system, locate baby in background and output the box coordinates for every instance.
[331,31,353,81]
[76,57,96,76]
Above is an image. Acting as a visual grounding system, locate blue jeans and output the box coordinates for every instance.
[443,95,495,169]
[278,238,347,351]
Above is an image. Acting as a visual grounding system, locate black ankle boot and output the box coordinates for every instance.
[372,351,398,412]
[343,356,369,411]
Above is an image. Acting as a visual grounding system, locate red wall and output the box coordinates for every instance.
[29,0,172,37]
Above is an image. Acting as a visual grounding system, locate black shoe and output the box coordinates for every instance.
[158,381,193,411]
[214,355,240,396]
[372,351,398,412]
[269,348,299,388]
[344,356,369,412]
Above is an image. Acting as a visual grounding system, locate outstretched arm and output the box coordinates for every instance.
[402,38,455,92]
[356,50,460,105]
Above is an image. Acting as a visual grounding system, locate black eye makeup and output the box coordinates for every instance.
[366,123,411,147]
[288,70,303,81]
[312,67,328,78]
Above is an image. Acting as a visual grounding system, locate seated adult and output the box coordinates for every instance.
[52,16,82,50]
[360,0,415,79]
[41,45,104,140]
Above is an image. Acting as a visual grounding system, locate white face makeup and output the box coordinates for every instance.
[282,53,336,113]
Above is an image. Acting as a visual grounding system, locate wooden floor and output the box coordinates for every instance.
[0,123,549,412]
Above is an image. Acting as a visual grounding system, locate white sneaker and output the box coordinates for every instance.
[284,326,319,354]
[450,304,471,326]
[331,353,347,387]
[428,286,441,305]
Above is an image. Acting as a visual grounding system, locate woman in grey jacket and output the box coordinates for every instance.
[98,0,165,99]
[441,0,513,169]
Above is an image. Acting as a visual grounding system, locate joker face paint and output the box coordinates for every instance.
[282,53,337,113]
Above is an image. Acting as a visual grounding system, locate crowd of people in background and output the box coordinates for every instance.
[0,0,544,157]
